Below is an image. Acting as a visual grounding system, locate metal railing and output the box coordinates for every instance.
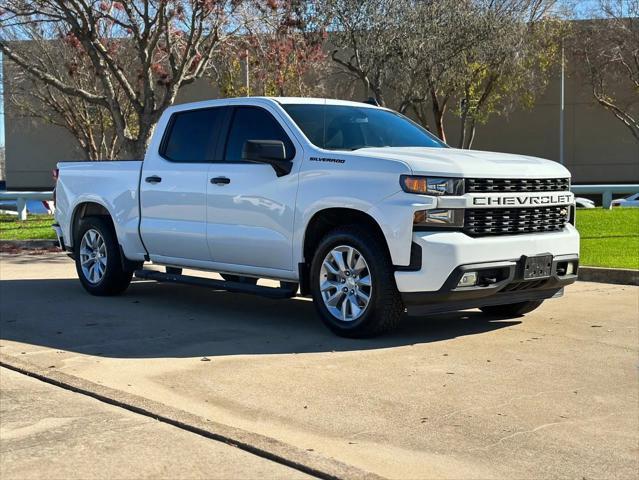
[571,184,639,209]
[0,191,54,220]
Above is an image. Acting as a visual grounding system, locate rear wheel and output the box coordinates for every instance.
[74,216,132,296]
[310,225,403,338]
[480,300,544,317]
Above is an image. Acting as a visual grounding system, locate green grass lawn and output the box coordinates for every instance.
[1,209,637,269]
[576,208,639,270]
[0,214,57,241]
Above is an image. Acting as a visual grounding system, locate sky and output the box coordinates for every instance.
[571,0,600,16]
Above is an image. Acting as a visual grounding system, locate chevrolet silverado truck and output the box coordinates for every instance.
[53,97,579,337]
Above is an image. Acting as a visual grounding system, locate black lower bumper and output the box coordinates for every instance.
[402,254,579,316]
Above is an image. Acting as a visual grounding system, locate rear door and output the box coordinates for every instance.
[140,106,226,263]
[205,105,301,272]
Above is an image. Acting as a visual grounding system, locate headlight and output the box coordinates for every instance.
[414,209,464,228]
[400,175,464,196]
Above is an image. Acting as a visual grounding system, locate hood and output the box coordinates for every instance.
[347,147,571,178]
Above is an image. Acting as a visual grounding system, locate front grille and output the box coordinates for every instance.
[466,178,569,193]
[464,206,568,236]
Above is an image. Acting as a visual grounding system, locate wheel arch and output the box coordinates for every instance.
[299,207,391,295]
[70,202,142,272]
[70,201,115,245]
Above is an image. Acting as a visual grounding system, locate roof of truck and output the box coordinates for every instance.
[271,97,380,108]
[167,96,382,114]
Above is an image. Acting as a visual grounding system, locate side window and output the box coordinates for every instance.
[224,107,295,162]
[161,107,223,162]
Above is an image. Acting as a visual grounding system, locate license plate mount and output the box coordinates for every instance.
[523,254,553,280]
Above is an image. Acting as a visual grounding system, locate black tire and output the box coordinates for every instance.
[309,225,404,338]
[166,267,182,275]
[74,216,132,296]
[480,300,544,317]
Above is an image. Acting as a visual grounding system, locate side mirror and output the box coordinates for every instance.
[242,140,292,176]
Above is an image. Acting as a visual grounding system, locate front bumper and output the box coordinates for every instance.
[393,225,580,315]
[401,255,578,316]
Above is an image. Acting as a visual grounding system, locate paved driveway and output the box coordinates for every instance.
[1,367,311,480]
[1,253,637,479]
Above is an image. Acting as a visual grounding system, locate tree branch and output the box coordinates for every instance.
[0,41,108,106]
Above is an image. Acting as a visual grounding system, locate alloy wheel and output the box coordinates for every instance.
[319,245,372,322]
[80,228,107,284]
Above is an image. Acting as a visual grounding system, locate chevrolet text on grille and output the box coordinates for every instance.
[472,194,573,206]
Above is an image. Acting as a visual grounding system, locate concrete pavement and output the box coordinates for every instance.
[0,366,312,480]
[1,252,638,479]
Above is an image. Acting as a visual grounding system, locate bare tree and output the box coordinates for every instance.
[327,0,563,146]
[217,0,328,98]
[4,34,127,160]
[576,0,638,141]
[454,1,564,149]
[397,0,484,141]
[325,0,408,107]
[0,1,240,159]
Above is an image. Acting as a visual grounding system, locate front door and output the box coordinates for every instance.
[206,106,301,272]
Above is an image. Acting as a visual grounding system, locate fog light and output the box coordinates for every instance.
[566,262,575,275]
[458,271,478,287]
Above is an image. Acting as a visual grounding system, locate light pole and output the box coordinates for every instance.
[559,40,565,165]
[245,49,250,97]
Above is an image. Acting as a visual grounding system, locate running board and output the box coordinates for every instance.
[134,269,297,299]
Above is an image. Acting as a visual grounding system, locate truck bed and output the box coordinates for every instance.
[55,161,146,260]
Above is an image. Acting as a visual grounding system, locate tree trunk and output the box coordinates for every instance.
[433,109,446,143]
[458,90,471,148]
[429,86,447,143]
[458,112,468,149]
[120,135,150,160]
[465,119,477,149]
[371,85,386,107]
[412,102,432,133]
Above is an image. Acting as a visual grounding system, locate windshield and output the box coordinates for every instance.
[282,104,447,151]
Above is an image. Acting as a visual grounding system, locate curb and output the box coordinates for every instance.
[0,353,384,480]
[579,267,638,286]
[0,239,58,250]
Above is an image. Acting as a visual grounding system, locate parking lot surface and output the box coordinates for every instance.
[1,252,638,479]
[0,367,311,480]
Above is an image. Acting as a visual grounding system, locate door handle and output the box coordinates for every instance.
[145,175,162,184]
[211,176,231,185]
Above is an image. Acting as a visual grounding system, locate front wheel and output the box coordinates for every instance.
[310,226,404,338]
[74,216,132,296]
[480,300,544,317]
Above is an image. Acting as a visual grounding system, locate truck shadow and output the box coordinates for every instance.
[0,278,520,359]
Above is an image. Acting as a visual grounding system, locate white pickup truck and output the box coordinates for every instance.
[53,97,579,337]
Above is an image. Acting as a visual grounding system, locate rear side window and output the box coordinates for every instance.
[161,108,223,162]
[224,107,295,162]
